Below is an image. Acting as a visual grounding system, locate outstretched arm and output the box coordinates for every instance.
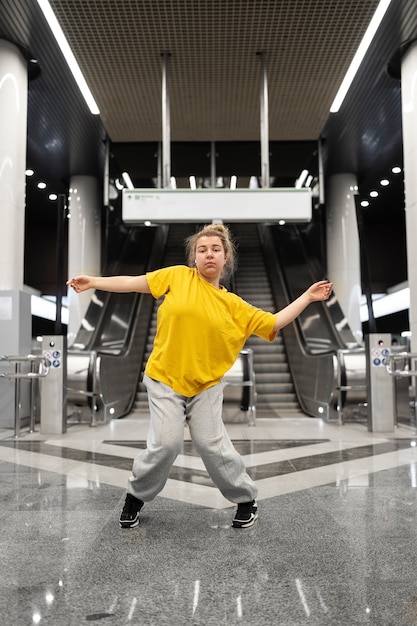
[273,280,333,332]
[67,274,151,294]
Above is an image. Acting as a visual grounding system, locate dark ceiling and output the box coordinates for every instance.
[0,0,416,291]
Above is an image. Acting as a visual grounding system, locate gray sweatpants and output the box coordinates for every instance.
[127,374,258,504]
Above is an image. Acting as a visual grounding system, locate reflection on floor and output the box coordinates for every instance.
[1,409,417,625]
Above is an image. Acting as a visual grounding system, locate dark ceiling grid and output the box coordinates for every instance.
[47,0,380,142]
[264,0,379,140]
[38,0,387,199]
[52,0,170,142]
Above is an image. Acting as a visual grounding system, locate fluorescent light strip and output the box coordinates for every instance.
[360,287,409,322]
[37,0,100,115]
[122,171,134,189]
[189,175,197,189]
[295,169,309,189]
[330,0,392,113]
[31,295,69,324]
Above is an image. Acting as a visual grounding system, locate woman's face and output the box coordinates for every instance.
[194,235,226,286]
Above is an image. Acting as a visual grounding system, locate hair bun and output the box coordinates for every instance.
[211,224,228,234]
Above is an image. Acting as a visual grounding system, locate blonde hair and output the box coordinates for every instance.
[185,224,236,280]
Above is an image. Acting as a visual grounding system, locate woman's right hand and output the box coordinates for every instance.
[67,275,94,293]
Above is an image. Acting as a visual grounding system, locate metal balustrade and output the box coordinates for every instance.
[335,348,367,424]
[385,351,417,378]
[223,348,256,425]
[66,349,104,427]
[0,354,49,438]
[386,351,417,423]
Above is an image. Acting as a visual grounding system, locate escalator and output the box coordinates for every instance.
[134,222,300,413]
[67,225,169,422]
[135,222,360,417]
[68,221,365,423]
[259,222,364,419]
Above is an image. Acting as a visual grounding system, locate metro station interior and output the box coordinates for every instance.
[1,1,417,625]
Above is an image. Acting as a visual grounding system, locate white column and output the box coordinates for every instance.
[0,40,27,290]
[67,176,101,346]
[0,41,31,428]
[326,173,362,344]
[402,42,417,352]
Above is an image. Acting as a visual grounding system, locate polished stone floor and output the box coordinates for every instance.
[2,408,417,625]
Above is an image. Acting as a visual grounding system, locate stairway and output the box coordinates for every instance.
[134,223,300,414]
[230,223,300,413]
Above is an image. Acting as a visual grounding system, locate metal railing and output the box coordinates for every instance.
[385,351,417,378]
[335,347,367,423]
[66,349,104,427]
[0,354,50,438]
[223,348,256,425]
[386,351,417,422]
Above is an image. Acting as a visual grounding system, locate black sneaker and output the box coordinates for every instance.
[119,493,144,528]
[232,500,258,528]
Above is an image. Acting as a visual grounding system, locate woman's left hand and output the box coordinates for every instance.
[307,280,333,302]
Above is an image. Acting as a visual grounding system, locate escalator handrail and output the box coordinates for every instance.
[71,227,144,352]
[293,224,360,349]
[68,225,169,419]
[258,224,341,358]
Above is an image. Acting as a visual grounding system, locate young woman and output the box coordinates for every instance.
[68,224,332,529]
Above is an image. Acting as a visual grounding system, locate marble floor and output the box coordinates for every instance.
[1,407,417,625]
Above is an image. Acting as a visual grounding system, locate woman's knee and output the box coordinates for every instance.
[191,431,225,459]
[150,435,183,460]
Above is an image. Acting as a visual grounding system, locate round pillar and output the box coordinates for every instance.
[402,42,417,351]
[326,173,362,344]
[67,176,101,346]
[0,40,31,428]
[0,40,28,290]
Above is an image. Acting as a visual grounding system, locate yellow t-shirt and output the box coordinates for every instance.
[145,265,277,396]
